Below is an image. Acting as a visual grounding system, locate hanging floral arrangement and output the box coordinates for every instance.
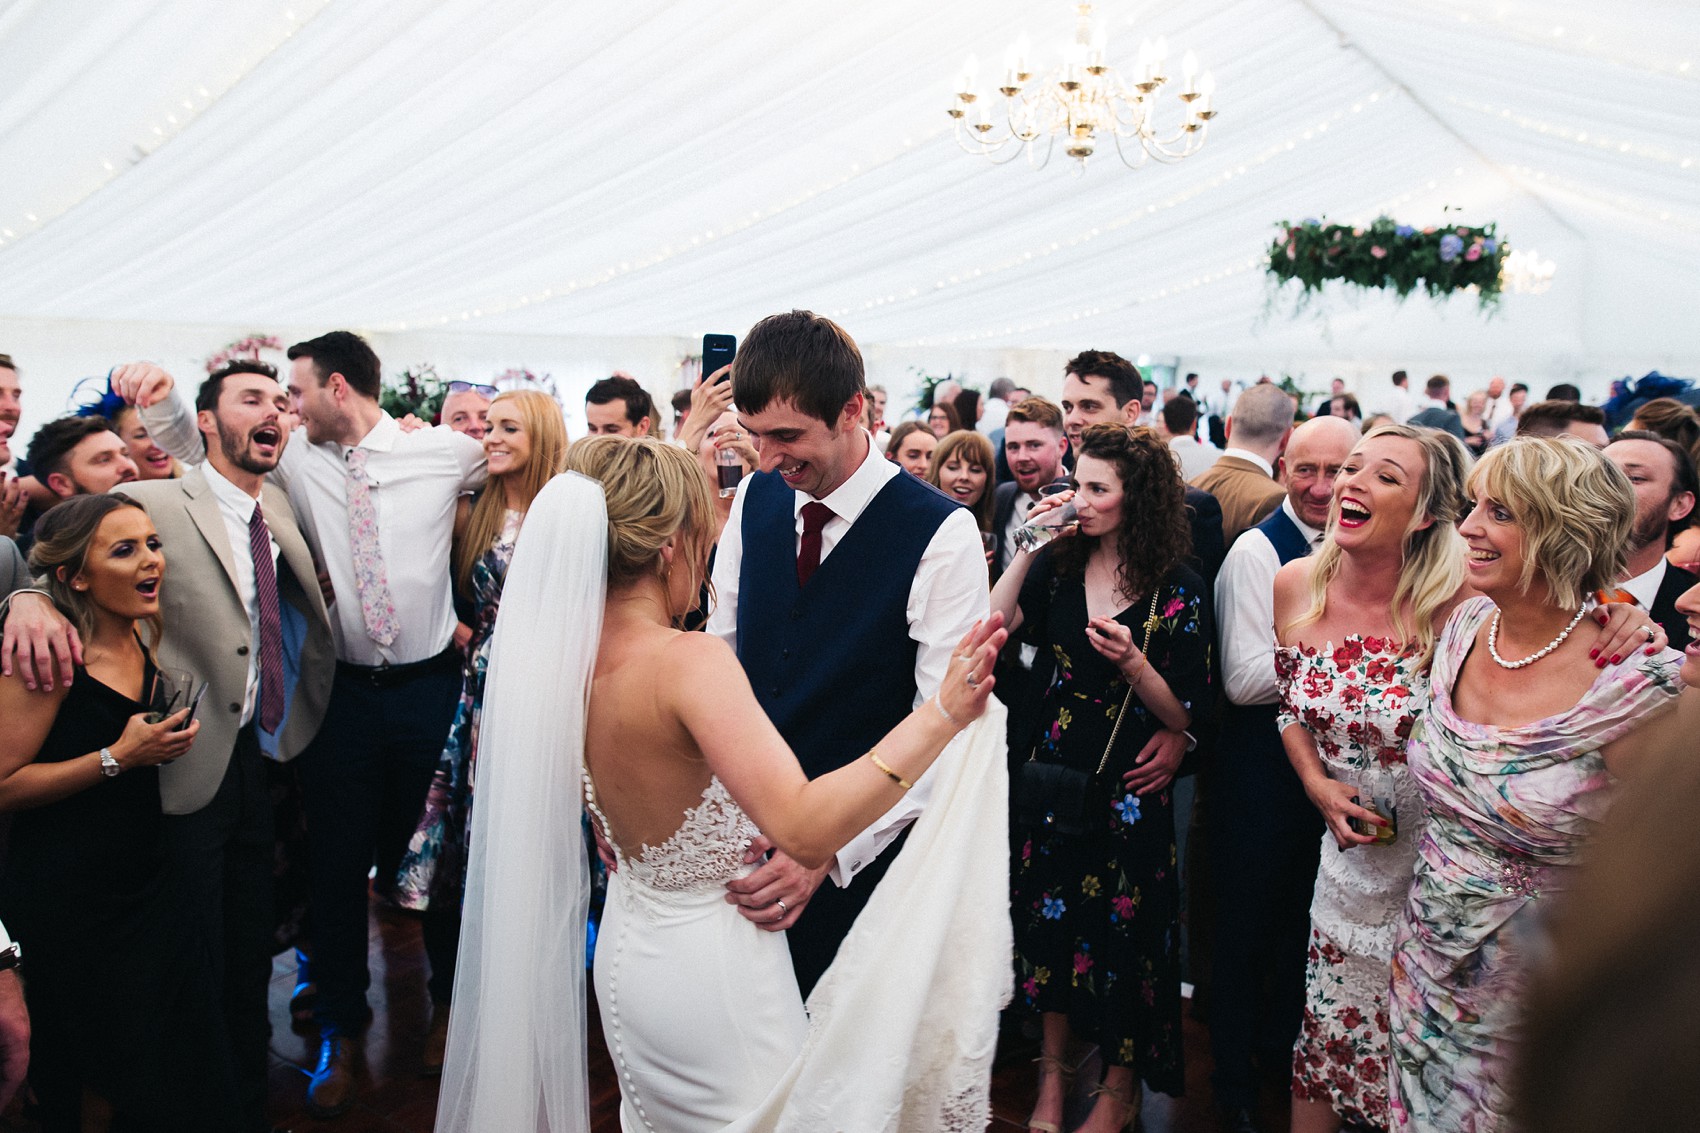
[1266,216,1507,311]
[205,334,284,373]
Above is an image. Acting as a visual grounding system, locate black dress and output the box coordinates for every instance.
[1011,552,1213,1095]
[0,657,238,1131]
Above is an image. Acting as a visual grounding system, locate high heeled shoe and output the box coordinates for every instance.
[1027,1054,1074,1133]
[1086,1081,1140,1130]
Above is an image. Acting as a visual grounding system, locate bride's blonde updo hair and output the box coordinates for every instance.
[565,435,717,598]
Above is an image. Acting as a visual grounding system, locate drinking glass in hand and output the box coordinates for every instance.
[1012,484,1078,554]
[147,667,197,724]
[715,443,744,499]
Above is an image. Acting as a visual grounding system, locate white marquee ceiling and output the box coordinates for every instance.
[0,0,1695,371]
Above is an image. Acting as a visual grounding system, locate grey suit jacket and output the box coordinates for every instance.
[120,469,335,814]
[1,537,29,595]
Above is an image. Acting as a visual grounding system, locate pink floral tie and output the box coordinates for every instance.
[345,448,400,647]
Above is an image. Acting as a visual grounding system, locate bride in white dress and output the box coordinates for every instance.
[435,437,1014,1133]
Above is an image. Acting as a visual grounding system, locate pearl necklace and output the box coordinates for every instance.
[1487,605,1588,669]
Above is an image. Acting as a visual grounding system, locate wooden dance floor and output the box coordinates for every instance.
[0,897,1292,1132]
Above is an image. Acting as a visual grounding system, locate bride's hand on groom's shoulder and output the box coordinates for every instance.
[725,836,829,932]
[938,615,1008,727]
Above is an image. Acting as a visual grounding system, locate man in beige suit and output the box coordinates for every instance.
[1189,382,1296,544]
[10,360,337,1132]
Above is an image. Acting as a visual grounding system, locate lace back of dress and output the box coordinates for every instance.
[583,772,758,893]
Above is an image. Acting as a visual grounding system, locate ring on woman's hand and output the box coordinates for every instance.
[1644,624,1657,642]
[966,673,980,689]
[775,899,788,916]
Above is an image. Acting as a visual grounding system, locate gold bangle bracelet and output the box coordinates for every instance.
[869,749,912,791]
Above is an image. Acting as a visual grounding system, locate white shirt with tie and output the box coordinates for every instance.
[1216,497,1324,706]
[140,393,486,666]
[200,461,280,726]
[707,433,989,886]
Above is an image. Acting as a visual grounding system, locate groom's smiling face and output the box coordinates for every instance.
[739,393,866,501]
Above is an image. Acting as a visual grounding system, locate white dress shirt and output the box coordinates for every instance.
[1216,497,1324,706]
[140,391,486,666]
[1219,447,1276,478]
[708,433,990,886]
[201,462,280,725]
[1168,435,1222,481]
[1001,489,1039,570]
[1621,557,1668,611]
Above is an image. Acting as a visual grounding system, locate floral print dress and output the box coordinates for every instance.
[1390,598,1683,1132]
[395,510,520,910]
[1276,635,1428,1128]
[1012,554,1213,1095]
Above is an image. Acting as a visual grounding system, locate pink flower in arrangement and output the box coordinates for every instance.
[1286,241,1298,260]
[1457,226,1470,236]
[1422,226,1437,234]
[1370,245,1386,259]
[1465,244,1482,261]
[1353,227,1365,237]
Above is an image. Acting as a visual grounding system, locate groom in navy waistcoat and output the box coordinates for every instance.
[707,310,990,997]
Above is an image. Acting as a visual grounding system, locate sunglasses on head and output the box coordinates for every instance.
[448,381,498,398]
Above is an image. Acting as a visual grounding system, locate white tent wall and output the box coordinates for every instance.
[1,0,1696,445]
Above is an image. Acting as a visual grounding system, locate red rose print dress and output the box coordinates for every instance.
[1276,635,1428,1128]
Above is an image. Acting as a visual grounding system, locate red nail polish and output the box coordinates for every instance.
[1611,654,1622,665]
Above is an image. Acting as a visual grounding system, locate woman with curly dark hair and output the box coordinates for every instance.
[990,423,1214,1133]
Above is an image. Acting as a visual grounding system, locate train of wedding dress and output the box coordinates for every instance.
[434,472,1011,1133]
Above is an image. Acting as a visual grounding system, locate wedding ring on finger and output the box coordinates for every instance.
[1644,625,1657,642]
[775,899,788,918]
[966,673,980,689]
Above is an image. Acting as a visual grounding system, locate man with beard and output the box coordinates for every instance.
[6,360,335,1132]
[992,397,1069,575]
[115,333,485,1116]
[1606,431,1697,650]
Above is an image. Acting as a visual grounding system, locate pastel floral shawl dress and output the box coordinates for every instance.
[1389,598,1683,1132]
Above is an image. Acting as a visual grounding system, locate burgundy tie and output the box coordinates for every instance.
[248,503,287,733]
[796,502,834,588]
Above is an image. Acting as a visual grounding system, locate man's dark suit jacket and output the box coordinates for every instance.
[1407,406,1467,441]
[1652,563,1698,653]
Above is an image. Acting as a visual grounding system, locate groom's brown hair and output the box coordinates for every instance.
[732,310,864,427]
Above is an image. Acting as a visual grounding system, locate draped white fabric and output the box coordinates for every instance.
[436,471,601,1133]
[0,0,1695,411]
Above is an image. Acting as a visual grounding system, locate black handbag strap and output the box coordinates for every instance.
[1093,588,1162,776]
[1028,587,1164,775]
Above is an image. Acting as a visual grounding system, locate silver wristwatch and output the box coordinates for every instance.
[99,747,122,778]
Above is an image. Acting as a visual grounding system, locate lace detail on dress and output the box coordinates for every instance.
[582,773,758,894]
[1278,634,1430,1129]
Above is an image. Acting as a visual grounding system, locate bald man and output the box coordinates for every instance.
[1206,415,1359,1127]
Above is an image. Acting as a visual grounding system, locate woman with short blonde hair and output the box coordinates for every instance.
[1390,437,1682,1133]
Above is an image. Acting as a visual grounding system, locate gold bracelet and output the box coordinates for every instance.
[868,749,912,791]
[1125,654,1149,685]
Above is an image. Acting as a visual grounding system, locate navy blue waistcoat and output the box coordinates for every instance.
[736,468,960,781]
[1254,505,1313,568]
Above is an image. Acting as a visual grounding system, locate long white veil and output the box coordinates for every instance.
[435,472,605,1133]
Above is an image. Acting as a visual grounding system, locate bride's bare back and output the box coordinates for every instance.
[584,618,723,859]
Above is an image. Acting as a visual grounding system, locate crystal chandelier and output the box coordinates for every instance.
[947,3,1217,172]
[1500,247,1556,294]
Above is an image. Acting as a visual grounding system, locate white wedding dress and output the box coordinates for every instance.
[583,774,807,1132]
[435,473,1012,1133]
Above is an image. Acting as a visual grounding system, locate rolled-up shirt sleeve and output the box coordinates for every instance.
[830,506,989,886]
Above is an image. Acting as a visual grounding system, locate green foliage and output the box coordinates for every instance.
[380,363,447,421]
[1266,216,1506,312]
